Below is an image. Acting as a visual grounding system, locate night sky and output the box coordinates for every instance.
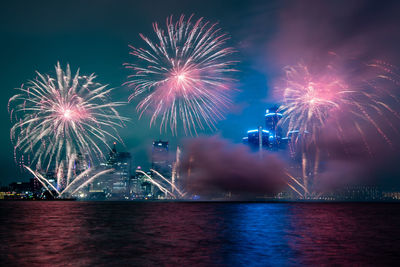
[1,0,400,185]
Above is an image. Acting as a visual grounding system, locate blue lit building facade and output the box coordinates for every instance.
[243,107,288,151]
[242,128,270,151]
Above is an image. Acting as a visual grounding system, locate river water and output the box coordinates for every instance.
[1,201,399,266]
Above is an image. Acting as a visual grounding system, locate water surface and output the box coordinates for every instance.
[1,201,399,266]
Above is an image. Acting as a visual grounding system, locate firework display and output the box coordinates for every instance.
[278,62,347,139]
[5,11,400,202]
[125,14,236,135]
[9,63,127,194]
[277,58,400,197]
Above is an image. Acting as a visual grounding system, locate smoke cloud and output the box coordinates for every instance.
[266,0,400,69]
[263,0,400,191]
[179,136,288,199]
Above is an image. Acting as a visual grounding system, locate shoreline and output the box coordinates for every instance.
[1,199,400,203]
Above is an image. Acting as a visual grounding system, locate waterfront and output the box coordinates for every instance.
[1,202,400,266]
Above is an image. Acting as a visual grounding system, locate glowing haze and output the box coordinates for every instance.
[276,57,400,197]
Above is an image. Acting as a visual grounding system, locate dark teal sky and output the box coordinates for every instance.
[1,0,400,185]
[1,0,282,184]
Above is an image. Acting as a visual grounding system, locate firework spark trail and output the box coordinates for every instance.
[25,164,114,197]
[150,168,184,196]
[286,181,303,198]
[59,168,93,195]
[136,170,176,198]
[285,171,308,192]
[25,166,56,197]
[277,60,400,197]
[70,168,114,195]
[125,14,236,135]
[10,63,127,195]
[66,154,75,186]
[25,166,60,195]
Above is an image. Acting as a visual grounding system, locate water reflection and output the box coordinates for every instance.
[285,203,400,265]
[1,202,400,266]
[225,204,293,266]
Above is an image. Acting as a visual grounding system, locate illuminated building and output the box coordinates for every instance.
[3,178,43,199]
[126,141,179,200]
[242,127,270,151]
[132,169,154,198]
[128,167,153,198]
[340,185,383,200]
[265,107,289,150]
[91,143,132,198]
[74,153,90,174]
[265,107,282,136]
[242,107,288,151]
[319,185,385,201]
[129,168,144,197]
[9,181,31,193]
[152,140,170,177]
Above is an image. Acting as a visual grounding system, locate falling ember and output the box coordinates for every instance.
[25,164,114,198]
[124,14,237,135]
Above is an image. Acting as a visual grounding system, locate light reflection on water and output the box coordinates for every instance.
[0,202,400,266]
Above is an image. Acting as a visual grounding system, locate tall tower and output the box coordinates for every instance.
[91,142,132,196]
[265,107,283,149]
[265,107,283,136]
[171,146,181,193]
[152,140,170,177]
[243,128,270,151]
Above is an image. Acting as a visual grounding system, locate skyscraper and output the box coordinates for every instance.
[242,128,270,151]
[91,142,132,198]
[265,107,288,150]
[265,107,283,138]
[171,146,181,193]
[151,140,170,177]
[242,107,288,151]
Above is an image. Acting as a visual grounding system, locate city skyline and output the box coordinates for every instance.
[2,0,400,192]
[2,1,400,265]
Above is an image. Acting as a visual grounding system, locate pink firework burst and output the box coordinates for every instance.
[278,59,400,147]
[276,57,400,197]
[124,14,237,135]
[278,62,349,139]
